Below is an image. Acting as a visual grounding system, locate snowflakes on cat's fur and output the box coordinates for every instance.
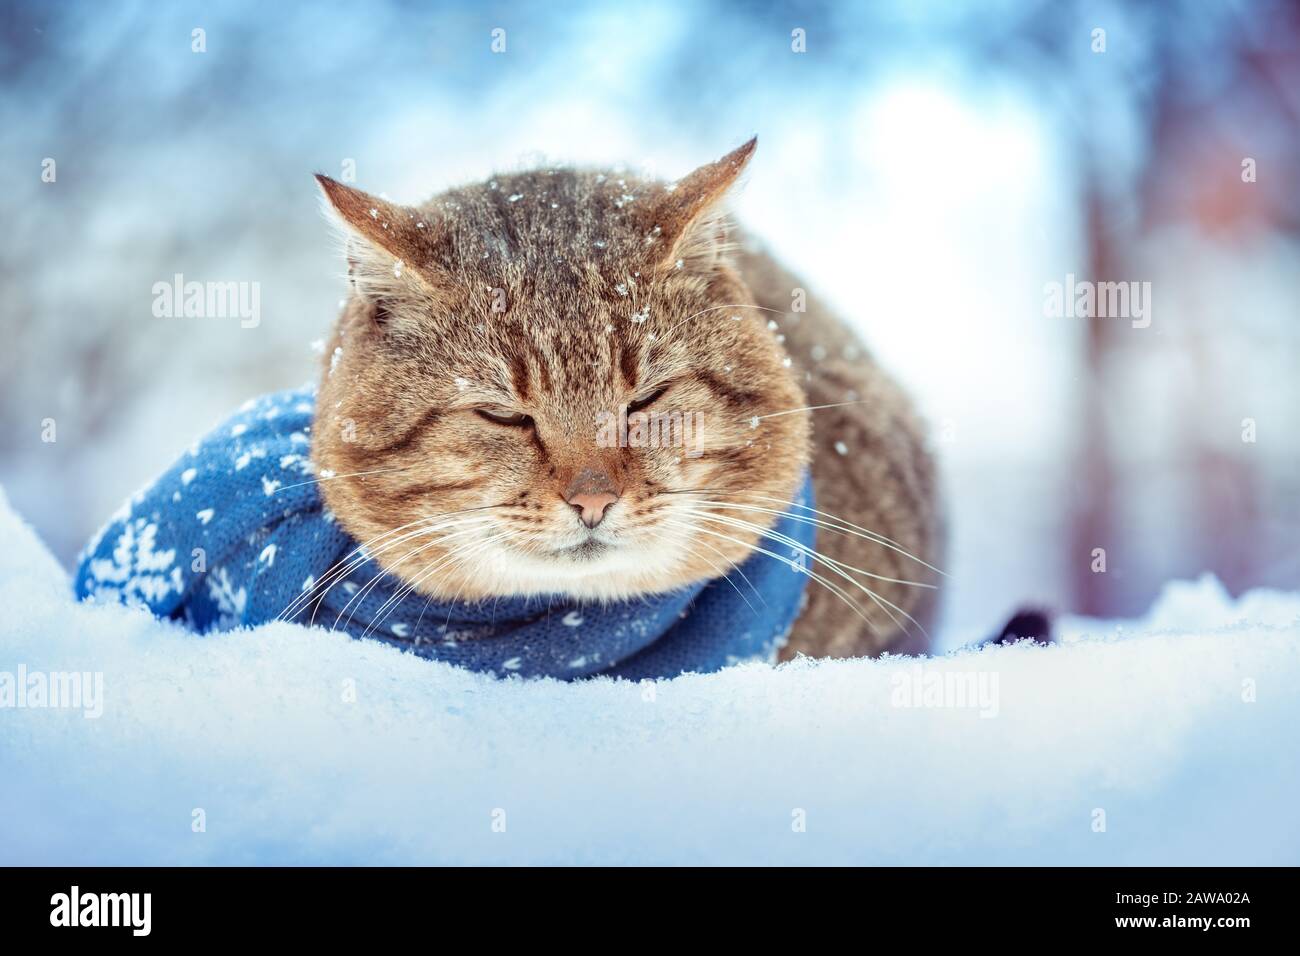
[309,138,942,659]
[308,138,805,606]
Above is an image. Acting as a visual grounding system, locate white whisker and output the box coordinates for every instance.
[678,510,928,642]
[746,400,872,422]
[362,531,515,639]
[665,302,786,338]
[687,503,937,589]
[663,518,879,633]
[643,525,763,614]
[327,520,493,632]
[273,464,415,494]
[674,489,947,577]
[280,511,495,624]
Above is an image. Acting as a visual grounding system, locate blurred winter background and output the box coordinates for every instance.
[2,0,1298,641]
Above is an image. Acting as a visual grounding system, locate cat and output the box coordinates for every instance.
[311,138,944,660]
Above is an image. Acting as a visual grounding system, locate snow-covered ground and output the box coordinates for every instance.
[1,485,1297,865]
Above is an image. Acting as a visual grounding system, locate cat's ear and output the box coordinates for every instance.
[315,174,452,305]
[642,137,756,274]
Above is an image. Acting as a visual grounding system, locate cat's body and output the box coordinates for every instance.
[310,139,943,661]
[732,242,943,657]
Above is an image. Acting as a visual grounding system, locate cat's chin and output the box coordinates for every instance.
[548,538,614,561]
[458,533,704,602]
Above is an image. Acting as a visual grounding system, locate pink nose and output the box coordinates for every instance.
[567,491,617,529]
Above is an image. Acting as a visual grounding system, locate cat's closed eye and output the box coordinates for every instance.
[371,298,394,327]
[627,384,669,414]
[476,407,534,428]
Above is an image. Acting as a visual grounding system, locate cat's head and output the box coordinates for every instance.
[311,139,809,601]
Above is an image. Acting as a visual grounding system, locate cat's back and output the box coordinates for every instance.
[733,239,944,657]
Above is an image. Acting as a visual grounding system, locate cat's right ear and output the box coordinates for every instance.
[314,174,453,307]
[639,137,757,275]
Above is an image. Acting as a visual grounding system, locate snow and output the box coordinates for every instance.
[1,485,1297,865]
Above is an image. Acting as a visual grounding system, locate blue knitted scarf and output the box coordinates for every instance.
[74,386,815,680]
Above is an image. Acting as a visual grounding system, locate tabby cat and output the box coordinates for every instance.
[312,138,943,659]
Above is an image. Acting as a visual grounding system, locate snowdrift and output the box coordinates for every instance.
[1,487,1297,865]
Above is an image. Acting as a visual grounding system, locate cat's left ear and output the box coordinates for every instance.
[640,137,756,274]
[314,174,454,304]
